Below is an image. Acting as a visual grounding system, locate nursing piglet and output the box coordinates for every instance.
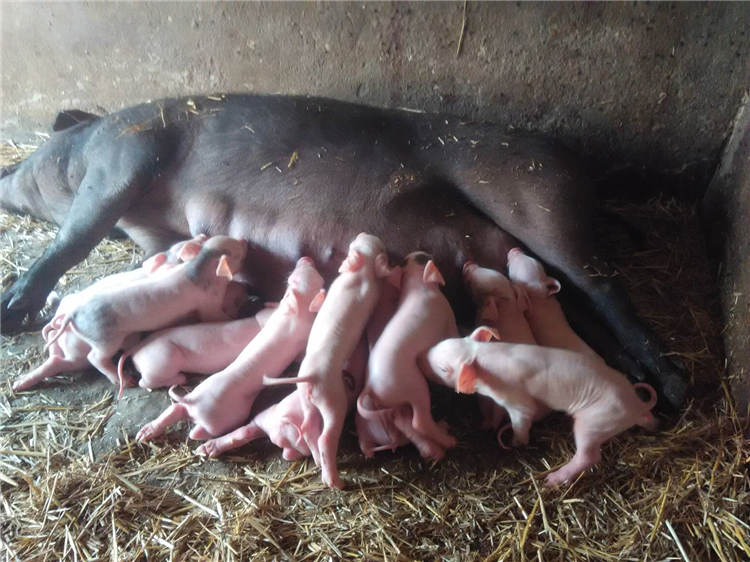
[507,247,602,360]
[463,261,535,344]
[463,261,538,431]
[358,252,458,460]
[197,336,367,461]
[264,233,392,489]
[137,257,326,442]
[354,267,415,456]
[45,236,247,388]
[118,302,271,391]
[13,235,210,392]
[421,327,657,486]
[42,234,209,343]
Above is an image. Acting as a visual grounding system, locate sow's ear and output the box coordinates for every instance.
[52,109,100,132]
[468,326,501,342]
[456,361,478,394]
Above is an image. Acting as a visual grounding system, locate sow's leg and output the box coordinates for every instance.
[1,139,164,333]
[456,147,688,410]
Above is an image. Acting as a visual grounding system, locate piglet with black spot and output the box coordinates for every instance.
[12,235,211,392]
[43,236,247,391]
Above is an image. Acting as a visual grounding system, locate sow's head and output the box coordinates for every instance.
[1,109,100,223]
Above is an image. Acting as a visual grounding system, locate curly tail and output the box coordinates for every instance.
[633,382,657,410]
[117,350,134,400]
[42,315,74,352]
[633,382,659,431]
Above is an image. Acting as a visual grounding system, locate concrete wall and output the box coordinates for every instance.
[702,98,750,414]
[2,2,749,197]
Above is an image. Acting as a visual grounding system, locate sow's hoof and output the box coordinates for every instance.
[652,356,690,414]
[0,287,45,334]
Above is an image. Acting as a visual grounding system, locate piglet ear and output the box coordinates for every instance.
[339,250,365,273]
[309,289,326,313]
[481,298,499,321]
[143,253,167,274]
[283,289,301,316]
[513,285,532,313]
[215,255,233,280]
[374,253,393,278]
[457,361,478,394]
[546,277,561,296]
[386,265,403,290]
[469,326,501,342]
[423,260,446,286]
[178,242,203,262]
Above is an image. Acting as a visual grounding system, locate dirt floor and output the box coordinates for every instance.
[1,141,748,560]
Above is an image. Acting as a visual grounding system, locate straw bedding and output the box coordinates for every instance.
[1,141,747,561]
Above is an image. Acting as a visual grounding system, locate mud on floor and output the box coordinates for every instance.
[1,142,747,561]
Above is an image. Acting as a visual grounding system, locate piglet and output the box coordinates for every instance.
[506,247,602,360]
[197,336,367,461]
[421,327,658,486]
[357,252,458,459]
[42,234,209,344]
[136,257,326,442]
[463,261,536,344]
[264,233,392,489]
[118,301,271,391]
[463,261,539,432]
[45,236,247,389]
[12,235,210,392]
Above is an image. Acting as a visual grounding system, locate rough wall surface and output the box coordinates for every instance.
[2,2,749,197]
[702,99,750,415]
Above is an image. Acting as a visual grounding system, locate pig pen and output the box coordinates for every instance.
[0,141,747,561]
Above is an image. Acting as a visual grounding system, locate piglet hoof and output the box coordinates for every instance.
[428,447,446,461]
[196,442,218,458]
[282,448,307,461]
[544,471,570,487]
[136,425,157,442]
[322,472,345,491]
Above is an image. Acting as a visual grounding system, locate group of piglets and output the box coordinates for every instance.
[15,233,658,489]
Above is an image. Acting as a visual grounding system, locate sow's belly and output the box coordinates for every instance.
[217,191,517,313]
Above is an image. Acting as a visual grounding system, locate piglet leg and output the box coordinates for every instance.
[478,396,508,430]
[137,403,189,441]
[410,394,457,451]
[317,404,347,489]
[197,421,267,458]
[391,406,447,460]
[88,347,132,388]
[545,423,604,486]
[13,355,82,392]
